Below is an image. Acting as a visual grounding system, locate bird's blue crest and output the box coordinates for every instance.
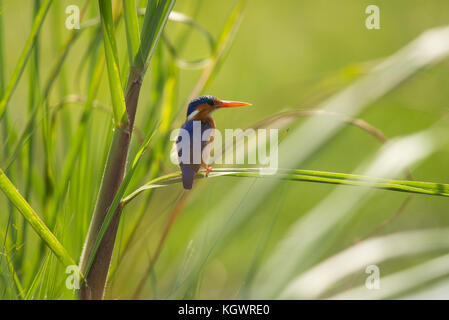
[186,95,216,118]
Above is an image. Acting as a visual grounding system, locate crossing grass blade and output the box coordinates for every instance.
[331,252,449,299]
[280,227,449,299]
[120,168,449,207]
[79,8,215,69]
[161,11,215,69]
[0,168,76,268]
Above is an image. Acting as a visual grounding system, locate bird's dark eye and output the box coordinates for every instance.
[207,99,215,106]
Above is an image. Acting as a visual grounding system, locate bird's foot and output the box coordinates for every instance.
[205,167,213,177]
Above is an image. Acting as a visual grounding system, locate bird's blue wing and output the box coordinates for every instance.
[177,120,213,165]
[177,120,212,189]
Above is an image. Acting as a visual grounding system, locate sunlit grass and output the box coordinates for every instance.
[1,0,449,300]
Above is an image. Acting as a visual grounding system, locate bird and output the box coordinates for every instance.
[176,96,251,189]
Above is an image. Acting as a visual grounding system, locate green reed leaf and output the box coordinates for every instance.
[98,0,128,127]
[121,168,449,207]
[0,168,76,268]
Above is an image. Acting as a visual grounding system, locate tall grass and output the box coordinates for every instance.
[1,0,449,300]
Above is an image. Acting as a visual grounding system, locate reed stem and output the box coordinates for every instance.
[79,67,143,299]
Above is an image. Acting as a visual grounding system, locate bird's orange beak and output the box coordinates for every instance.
[217,100,252,108]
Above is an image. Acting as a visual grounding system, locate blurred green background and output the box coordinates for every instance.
[1,0,449,299]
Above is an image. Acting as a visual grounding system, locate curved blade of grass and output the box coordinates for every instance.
[276,25,449,173]
[331,252,449,299]
[50,94,111,119]
[0,168,76,268]
[110,99,392,286]
[81,8,214,69]
[121,168,449,207]
[0,0,52,120]
[120,107,423,296]
[251,109,388,142]
[252,124,448,299]
[49,94,146,140]
[167,10,214,50]
[279,228,449,299]
[159,11,215,69]
[165,107,412,297]
[209,108,393,174]
[402,279,449,299]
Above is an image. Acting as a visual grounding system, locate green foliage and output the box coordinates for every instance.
[1,0,449,300]
[0,168,75,268]
[98,0,127,127]
[139,0,176,69]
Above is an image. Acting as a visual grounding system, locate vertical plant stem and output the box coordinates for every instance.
[79,0,175,300]
[20,0,42,271]
[108,61,177,282]
[79,125,133,299]
[78,34,143,301]
[0,0,17,278]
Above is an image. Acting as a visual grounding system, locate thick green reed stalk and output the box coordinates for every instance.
[79,0,175,300]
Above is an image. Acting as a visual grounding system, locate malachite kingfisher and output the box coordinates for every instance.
[176,96,251,189]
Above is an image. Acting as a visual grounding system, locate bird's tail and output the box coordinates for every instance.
[181,165,196,189]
